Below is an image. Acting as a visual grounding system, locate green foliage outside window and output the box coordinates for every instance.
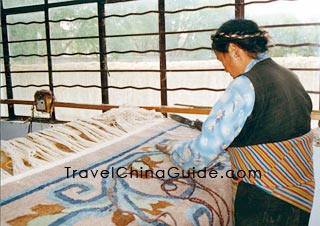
[1,0,319,63]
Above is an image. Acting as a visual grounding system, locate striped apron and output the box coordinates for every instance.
[228,133,314,212]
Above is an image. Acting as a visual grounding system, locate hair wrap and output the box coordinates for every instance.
[211,19,270,53]
[212,30,269,40]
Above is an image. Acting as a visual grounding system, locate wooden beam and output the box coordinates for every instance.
[98,0,109,106]
[235,0,244,19]
[0,99,210,114]
[158,0,167,106]
[44,0,56,120]
[311,110,320,121]
[1,3,15,119]
[1,99,319,120]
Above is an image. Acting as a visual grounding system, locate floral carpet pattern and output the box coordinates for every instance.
[1,120,232,226]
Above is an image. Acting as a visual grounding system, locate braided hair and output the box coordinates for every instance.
[211,19,269,54]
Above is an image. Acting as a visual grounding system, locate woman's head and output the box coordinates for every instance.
[211,19,269,55]
[211,19,269,78]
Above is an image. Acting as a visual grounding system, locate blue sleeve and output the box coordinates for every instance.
[169,75,255,170]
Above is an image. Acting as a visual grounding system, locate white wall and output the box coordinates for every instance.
[0,120,55,140]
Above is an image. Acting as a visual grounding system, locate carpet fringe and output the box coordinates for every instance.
[0,107,163,179]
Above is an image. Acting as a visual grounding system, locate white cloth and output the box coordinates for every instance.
[309,145,320,226]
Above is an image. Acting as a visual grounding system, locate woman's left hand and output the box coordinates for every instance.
[155,139,177,155]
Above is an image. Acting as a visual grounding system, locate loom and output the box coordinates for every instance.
[1,0,319,225]
[0,108,233,226]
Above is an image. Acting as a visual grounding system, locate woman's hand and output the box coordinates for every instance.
[155,139,177,155]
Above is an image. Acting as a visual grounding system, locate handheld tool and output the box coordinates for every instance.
[169,114,203,131]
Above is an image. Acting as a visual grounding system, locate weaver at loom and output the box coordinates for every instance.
[1,107,233,226]
[0,18,317,226]
[156,19,315,226]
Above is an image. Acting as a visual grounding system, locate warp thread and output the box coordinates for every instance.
[0,108,163,179]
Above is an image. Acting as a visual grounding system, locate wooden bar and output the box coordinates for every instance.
[158,0,167,106]
[235,0,244,19]
[44,0,56,120]
[1,99,320,120]
[311,110,320,121]
[98,1,109,106]
[1,3,15,119]
[0,99,209,114]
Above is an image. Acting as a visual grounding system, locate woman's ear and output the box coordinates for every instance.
[228,43,239,58]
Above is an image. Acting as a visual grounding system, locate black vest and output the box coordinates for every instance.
[230,58,312,147]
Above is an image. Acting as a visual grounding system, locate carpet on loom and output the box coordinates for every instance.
[0,119,232,226]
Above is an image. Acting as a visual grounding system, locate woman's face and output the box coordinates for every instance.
[214,44,252,78]
[214,51,239,78]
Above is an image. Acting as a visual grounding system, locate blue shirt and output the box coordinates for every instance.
[168,53,268,170]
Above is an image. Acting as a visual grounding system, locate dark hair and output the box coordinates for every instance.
[211,19,269,54]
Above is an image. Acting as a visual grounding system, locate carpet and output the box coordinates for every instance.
[0,119,232,226]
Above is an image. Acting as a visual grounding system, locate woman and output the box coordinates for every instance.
[157,19,314,226]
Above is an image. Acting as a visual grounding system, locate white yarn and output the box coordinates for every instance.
[0,107,163,179]
[1,141,38,175]
[66,123,103,143]
[83,118,125,137]
[35,132,83,152]
[50,126,95,148]
[1,168,12,180]
[71,120,114,141]
[38,129,84,152]
[76,120,116,140]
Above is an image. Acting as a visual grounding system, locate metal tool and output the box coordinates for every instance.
[169,114,203,131]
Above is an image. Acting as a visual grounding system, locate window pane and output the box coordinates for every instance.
[105,0,158,63]
[51,38,99,55]
[53,72,102,120]
[49,3,97,21]
[53,72,101,103]
[108,72,160,106]
[3,0,44,9]
[11,72,49,117]
[107,35,159,62]
[50,13,98,39]
[246,0,320,57]
[49,4,99,70]
[9,41,47,58]
[246,0,319,25]
[50,18,98,39]
[49,0,74,3]
[7,12,47,67]
[166,31,213,61]
[11,58,48,72]
[105,0,157,14]
[166,0,234,61]
[166,0,234,32]
[11,73,49,100]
